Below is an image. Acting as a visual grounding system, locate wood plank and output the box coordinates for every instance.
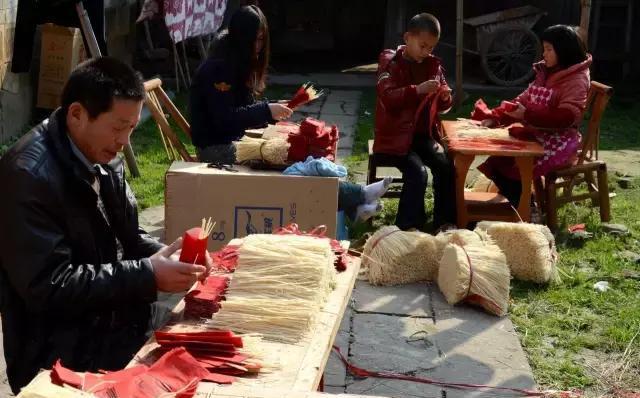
[195,385,386,398]
[130,257,361,395]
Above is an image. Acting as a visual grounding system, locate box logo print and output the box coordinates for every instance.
[234,207,284,238]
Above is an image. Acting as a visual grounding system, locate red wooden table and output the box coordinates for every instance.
[442,120,544,228]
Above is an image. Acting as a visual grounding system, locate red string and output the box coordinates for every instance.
[370,228,403,250]
[331,346,582,397]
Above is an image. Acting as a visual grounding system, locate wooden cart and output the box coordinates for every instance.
[442,5,546,86]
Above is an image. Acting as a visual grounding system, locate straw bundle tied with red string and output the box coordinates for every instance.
[362,225,439,285]
[475,221,559,284]
[437,238,511,317]
[234,136,291,165]
[287,82,323,109]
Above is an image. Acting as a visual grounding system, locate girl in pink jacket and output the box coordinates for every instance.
[477,25,591,206]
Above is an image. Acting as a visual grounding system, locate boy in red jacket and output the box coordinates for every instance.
[373,13,455,231]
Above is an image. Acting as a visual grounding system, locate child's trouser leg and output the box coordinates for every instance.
[413,135,457,228]
[338,181,366,221]
[395,152,428,230]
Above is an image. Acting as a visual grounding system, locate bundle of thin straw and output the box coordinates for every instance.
[207,234,336,343]
[362,226,439,285]
[434,229,485,263]
[475,221,559,283]
[234,136,291,165]
[437,241,511,316]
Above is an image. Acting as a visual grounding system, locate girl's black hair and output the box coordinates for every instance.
[541,25,587,68]
[210,5,270,94]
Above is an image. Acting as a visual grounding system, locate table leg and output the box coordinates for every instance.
[454,153,474,228]
[515,156,534,222]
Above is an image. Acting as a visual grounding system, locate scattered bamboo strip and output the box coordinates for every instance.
[438,241,511,316]
[475,221,559,283]
[362,226,439,285]
[452,118,512,139]
[207,234,337,343]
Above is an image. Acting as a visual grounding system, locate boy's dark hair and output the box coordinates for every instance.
[61,57,145,119]
[407,13,441,37]
[541,25,587,68]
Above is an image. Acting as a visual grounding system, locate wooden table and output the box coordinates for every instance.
[130,258,361,396]
[441,120,544,228]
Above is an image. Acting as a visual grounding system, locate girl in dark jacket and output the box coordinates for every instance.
[190,5,391,222]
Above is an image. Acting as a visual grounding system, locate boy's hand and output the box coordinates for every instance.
[417,80,440,95]
[440,87,452,101]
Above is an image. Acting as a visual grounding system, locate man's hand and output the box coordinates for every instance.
[150,238,206,292]
[416,80,440,95]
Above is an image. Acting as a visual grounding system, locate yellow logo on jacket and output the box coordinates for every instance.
[214,82,232,92]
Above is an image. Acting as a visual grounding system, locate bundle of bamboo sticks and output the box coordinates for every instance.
[207,234,337,343]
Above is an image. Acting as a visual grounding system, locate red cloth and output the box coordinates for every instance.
[373,45,452,155]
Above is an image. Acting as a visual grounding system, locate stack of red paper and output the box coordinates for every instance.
[184,275,229,319]
[210,245,240,272]
[51,347,216,398]
[471,98,519,126]
[287,118,339,162]
[154,330,261,382]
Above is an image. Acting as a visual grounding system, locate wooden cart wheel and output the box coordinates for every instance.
[481,26,541,86]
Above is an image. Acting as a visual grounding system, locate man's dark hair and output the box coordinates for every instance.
[407,13,441,37]
[541,25,587,69]
[61,57,145,119]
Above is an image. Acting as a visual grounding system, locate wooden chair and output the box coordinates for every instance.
[143,78,196,162]
[536,81,614,230]
[366,140,403,198]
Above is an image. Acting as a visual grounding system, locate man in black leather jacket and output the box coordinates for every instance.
[0,57,209,393]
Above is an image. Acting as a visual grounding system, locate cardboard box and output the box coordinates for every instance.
[37,24,86,109]
[165,162,339,251]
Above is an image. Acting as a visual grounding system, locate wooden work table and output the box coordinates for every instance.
[129,258,361,396]
[442,119,544,227]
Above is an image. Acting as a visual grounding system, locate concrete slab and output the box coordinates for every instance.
[268,73,376,88]
[138,205,165,243]
[322,100,360,117]
[338,135,355,150]
[321,114,357,138]
[346,377,442,397]
[325,90,363,103]
[353,281,433,317]
[350,314,441,374]
[324,330,350,388]
[424,286,535,395]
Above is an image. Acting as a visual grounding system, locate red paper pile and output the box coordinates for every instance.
[51,347,217,398]
[210,245,240,272]
[287,118,339,162]
[154,330,261,382]
[184,275,229,319]
[471,98,519,126]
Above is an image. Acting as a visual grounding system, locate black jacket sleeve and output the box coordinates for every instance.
[0,168,158,315]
